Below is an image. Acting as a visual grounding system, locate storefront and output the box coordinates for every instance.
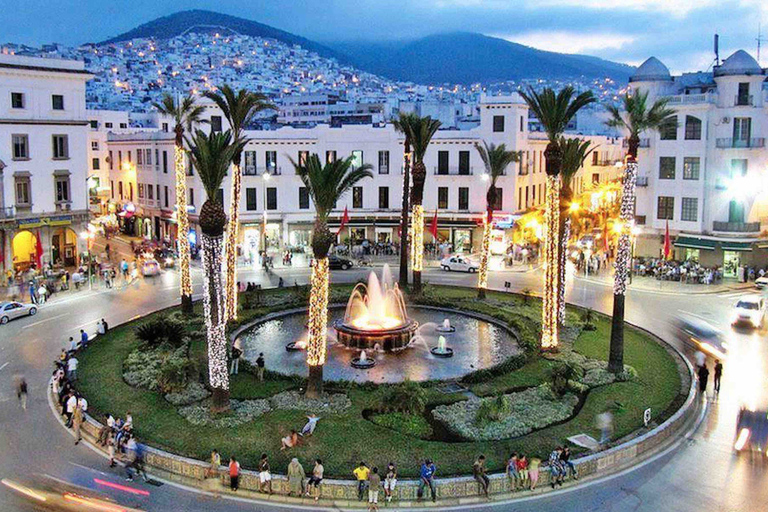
[673,235,756,273]
[2,213,87,273]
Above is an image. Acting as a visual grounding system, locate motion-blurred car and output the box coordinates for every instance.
[1,477,145,511]
[755,276,768,289]
[731,295,765,328]
[673,317,729,360]
[328,255,354,270]
[0,301,37,324]
[734,408,768,453]
[140,258,161,277]
[440,255,479,273]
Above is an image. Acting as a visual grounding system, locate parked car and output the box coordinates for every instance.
[328,255,354,270]
[0,301,37,324]
[141,258,161,277]
[755,276,768,289]
[731,295,766,328]
[440,255,478,273]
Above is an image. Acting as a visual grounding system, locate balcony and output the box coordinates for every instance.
[665,92,717,105]
[713,221,760,233]
[622,138,650,148]
[433,166,474,176]
[715,138,765,149]
[594,159,618,167]
[735,95,753,107]
[636,176,649,187]
[243,166,282,176]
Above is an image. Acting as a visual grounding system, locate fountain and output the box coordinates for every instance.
[351,350,375,369]
[285,339,306,352]
[430,335,454,358]
[334,265,419,351]
[436,318,456,333]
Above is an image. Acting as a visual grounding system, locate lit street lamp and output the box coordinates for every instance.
[79,227,97,290]
[262,171,271,268]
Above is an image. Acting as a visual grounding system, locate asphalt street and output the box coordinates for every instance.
[0,260,766,511]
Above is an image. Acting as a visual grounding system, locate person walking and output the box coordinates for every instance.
[383,462,397,503]
[72,400,84,445]
[105,243,111,261]
[37,284,47,304]
[698,363,710,396]
[714,359,723,393]
[229,341,242,375]
[258,453,272,495]
[368,466,382,511]
[228,456,241,491]
[417,459,437,502]
[305,458,324,501]
[125,437,148,482]
[287,457,305,497]
[353,462,370,501]
[16,377,28,410]
[28,281,38,305]
[472,455,489,498]
[256,353,265,382]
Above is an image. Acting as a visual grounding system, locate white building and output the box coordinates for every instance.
[0,54,92,273]
[629,50,768,273]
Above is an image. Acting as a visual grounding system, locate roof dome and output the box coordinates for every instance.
[629,57,671,83]
[715,50,764,77]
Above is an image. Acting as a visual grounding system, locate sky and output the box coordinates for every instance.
[1,0,765,73]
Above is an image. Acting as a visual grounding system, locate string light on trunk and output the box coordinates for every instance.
[224,163,242,320]
[410,205,424,272]
[202,232,229,391]
[307,257,329,367]
[541,175,560,351]
[175,145,192,297]
[613,161,637,296]
[478,212,491,291]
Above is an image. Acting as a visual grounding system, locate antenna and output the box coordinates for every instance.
[758,23,768,65]
[714,34,720,66]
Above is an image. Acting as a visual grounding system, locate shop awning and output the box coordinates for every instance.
[674,236,717,250]
[721,241,753,252]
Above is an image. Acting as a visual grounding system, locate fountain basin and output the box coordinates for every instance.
[351,354,376,369]
[285,341,305,352]
[334,318,419,351]
[430,346,455,358]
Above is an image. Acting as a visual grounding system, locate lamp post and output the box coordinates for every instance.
[79,227,96,290]
[262,171,271,268]
[629,225,640,284]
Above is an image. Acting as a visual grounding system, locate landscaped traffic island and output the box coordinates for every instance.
[76,284,683,479]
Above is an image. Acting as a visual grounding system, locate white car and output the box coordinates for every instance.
[0,301,38,324]
[731,295,766,328]
[440,256,479,273]
[755,276,768,289]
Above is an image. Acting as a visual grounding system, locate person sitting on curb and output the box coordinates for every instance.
[353,461,370,501]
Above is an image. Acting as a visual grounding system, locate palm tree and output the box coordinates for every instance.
[290,154,373,397]
[520,87,595,351]
[392,112,418,288]
[474,142,519,299]
[397,115,441,294]
[556,137,595,325]
[153,93,207,313]
[204,85,275,322]
[186,129,244,411]
[605,91,675,373]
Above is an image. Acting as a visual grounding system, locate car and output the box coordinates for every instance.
[328,255,354,270]
[734,408,768,453]
[731,295,766,328]
[440,255,478,273]
[0,301,37,324]
[672,317,728,360]
[756,276,768,289]
[141,258,161,277]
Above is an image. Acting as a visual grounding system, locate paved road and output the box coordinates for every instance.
[0,261,766,511]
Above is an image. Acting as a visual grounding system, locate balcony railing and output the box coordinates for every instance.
[636,176,649,187]
[665,92,717,105]
[594,159,618,167]
[622,138,650,148]
[715,138,765,149]
[378,165,390,175]
[433,166,474,176]
[713,221,760,233]
[735,95,753,106]
[243,166,282,176]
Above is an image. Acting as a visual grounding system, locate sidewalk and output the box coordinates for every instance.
[575,271,755,295]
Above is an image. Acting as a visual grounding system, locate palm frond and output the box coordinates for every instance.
[392,113,441,162]
[474,142,519,186]
[605,91,676,137]
[186,130,240,200]
[204,84,276,140]
[559,136,595,188]
[290,154,373,219]
[521,87,595,142]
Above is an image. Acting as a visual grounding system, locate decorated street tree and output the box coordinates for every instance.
[393,112,418,288]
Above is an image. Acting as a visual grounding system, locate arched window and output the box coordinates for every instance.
[685,116,702,140]
[659,115,678,140]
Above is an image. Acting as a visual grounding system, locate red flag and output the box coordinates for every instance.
[35,231,44,268]
[663,220,671,260]
[336,206,349,236]
[430,210,438,240]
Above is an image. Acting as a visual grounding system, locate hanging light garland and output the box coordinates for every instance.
[541,175,560,351]
[478,212,491,292]
[613,161,637,296]
[410,205,424,273]
[306,257,329,367]
[175,145,192,298]
[201,231,229,391]
[224,163,242,321]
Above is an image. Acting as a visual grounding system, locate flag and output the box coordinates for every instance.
[430,210,438,240]
[663,220,671,260]
[35,231,43,268]
[336,206,349,236]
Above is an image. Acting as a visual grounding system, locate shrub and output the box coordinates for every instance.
[461,353,529,384]
[372,380,428,415]
[475,394,511,425]
[369,412,433,439]
[157,356,196,394]
[522,288,533,304]
[135,316,185,348]
[582,308,597,331]
[549,362,582,396]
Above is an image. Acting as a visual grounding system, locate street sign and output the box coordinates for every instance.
[643,408,651,427]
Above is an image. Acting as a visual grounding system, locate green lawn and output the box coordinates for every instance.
[76,286,682,478]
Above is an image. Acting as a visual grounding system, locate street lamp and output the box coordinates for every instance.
[79,229,96,290]
[629,225,641,284]
[262,171,271,268]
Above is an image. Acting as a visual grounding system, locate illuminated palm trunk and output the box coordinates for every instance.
[306,257,329,398]
[224,163,242,321]
[174,144,193,312]
[410,204,424,290]
[477,211,492,298]
[556,216,570,326]
[541,175,560,351]
[201,230,229,410]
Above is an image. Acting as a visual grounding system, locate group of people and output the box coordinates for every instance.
[96,412,139,474]
[695,351,723,397]
[353,461,400,509]
[634,258,724,285]
[503,452,542,492]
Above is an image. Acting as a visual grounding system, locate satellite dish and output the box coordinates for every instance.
[722,116,730,124]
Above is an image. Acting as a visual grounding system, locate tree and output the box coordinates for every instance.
[204,85,275,322]
[186,129,244,411]
[474,142,519,298]
[520,87,595,351]
[556,137,595,325]
[392,112,418,288]
[605,91,675,373]
[153,94,207,313]
[396,115,442,294]
[290,154,373,397]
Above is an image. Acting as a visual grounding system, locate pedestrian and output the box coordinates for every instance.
[517,454,529,489]
[67,355,78,381]
[68,336,78,354]
[506,452,519,490]
[102,318,109,333]
[548,447,564,488]
[72,400,84,445]
[256,352,265,382]
[80,329,89,350]
[596,411,613,444]
[97,319,106,336]
[121,259,129,280]
[16,377,28,410]
[206,449,221,478]
[417,458,436,502]
[29,281,37,305]
[287,457,305,497]
[280,429,299,450]
[472,455,489,498]
[258,453,272,494]
[105,243,111,260]
[229,341,242,375]
[98,414,115,445]
[368,466,381,511]
[228,456,240,491]
[383,462,397,503]
[714,359,723,393]
[353,461,370,501]
[125,437,148,482]
[529,456,541,491]
[560,447,577,480]
[698,364,709,395]
[107,433,117,467]
[694,350,706,370]
[38,284,47,304]
[305,458,323,501]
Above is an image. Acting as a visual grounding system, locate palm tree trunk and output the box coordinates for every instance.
[541,174,560,351]
[478,209,492,299]
[224,161,242,321]
[306,256,329,397]
[557,216,570,326]
[201,230,229,410]
[398,148,411,288]
[174,142,193,313]
[608,159,637,373]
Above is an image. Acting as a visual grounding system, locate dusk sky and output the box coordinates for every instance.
[3,0,765,73]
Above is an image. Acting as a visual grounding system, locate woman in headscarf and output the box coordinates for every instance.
[287,457,305,497]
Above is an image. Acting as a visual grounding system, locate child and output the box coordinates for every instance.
[229,456,240,491]
[383,462,397,503]
[517,454,529,489]
[529,456,541,491]
[506,453,519,490]
[368,466,381,511]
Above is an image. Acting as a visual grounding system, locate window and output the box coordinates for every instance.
[11,92,24,109]
[326,150,336,164]
[187,156,193,176]
[119,123,127,129]
[657,196,674,220]
[188,188,194,206]
[138,183,145,199]
[731,159,748,177]
[162,122,169,132]
[136,148,143,166]
[681,198,698,222]
[52,135,69,159]
[162,151,168,173]
[729,200,745,223]
[164,186,169,207]
[90,140,99,151]
[14,176,31,206]
[458,187,469,210]
[592,151,599,165]
[438,187,449,209]
[298,150,309,167]
[92,157,100,170]
[378,150,389,174]
[156,184,160,202]
[105,122,113,129]
[659,116,677,140]
[437,151,449,174]
[352,186,363,208]
[659,157,675,179]
[12,134,28,159]
[493,115,504,132]
[129,183,133,201]
[733,117,752,145]
[492,188,503,211]
[378,186,389,209]
[245,188,257,210]
[266,187,277,210]
[145,148,152,166]
[110,180,114,199]
[55,172,70,203]
[155,149,159,168]
[216,188,224,205]
[351,150,363,169]
[299,187,310,209]
[147,184,153,200]
[51,94,64,110]
[109,151,113,170]
[266,151,277,172]
[737,82,750,106]
[458,151,470,175]
[683,157,700,180]
[592,173,600,185]
[520,115,524,132]
[684,116,702,140]
[210,116,222,132]
[118,181,123,200]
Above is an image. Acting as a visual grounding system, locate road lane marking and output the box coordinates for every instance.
[0,362,9,371]
[69,461,109,476]
[22,313,68,329]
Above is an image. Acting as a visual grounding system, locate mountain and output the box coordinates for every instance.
[334,32,633,84]
[99,10,342,61]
